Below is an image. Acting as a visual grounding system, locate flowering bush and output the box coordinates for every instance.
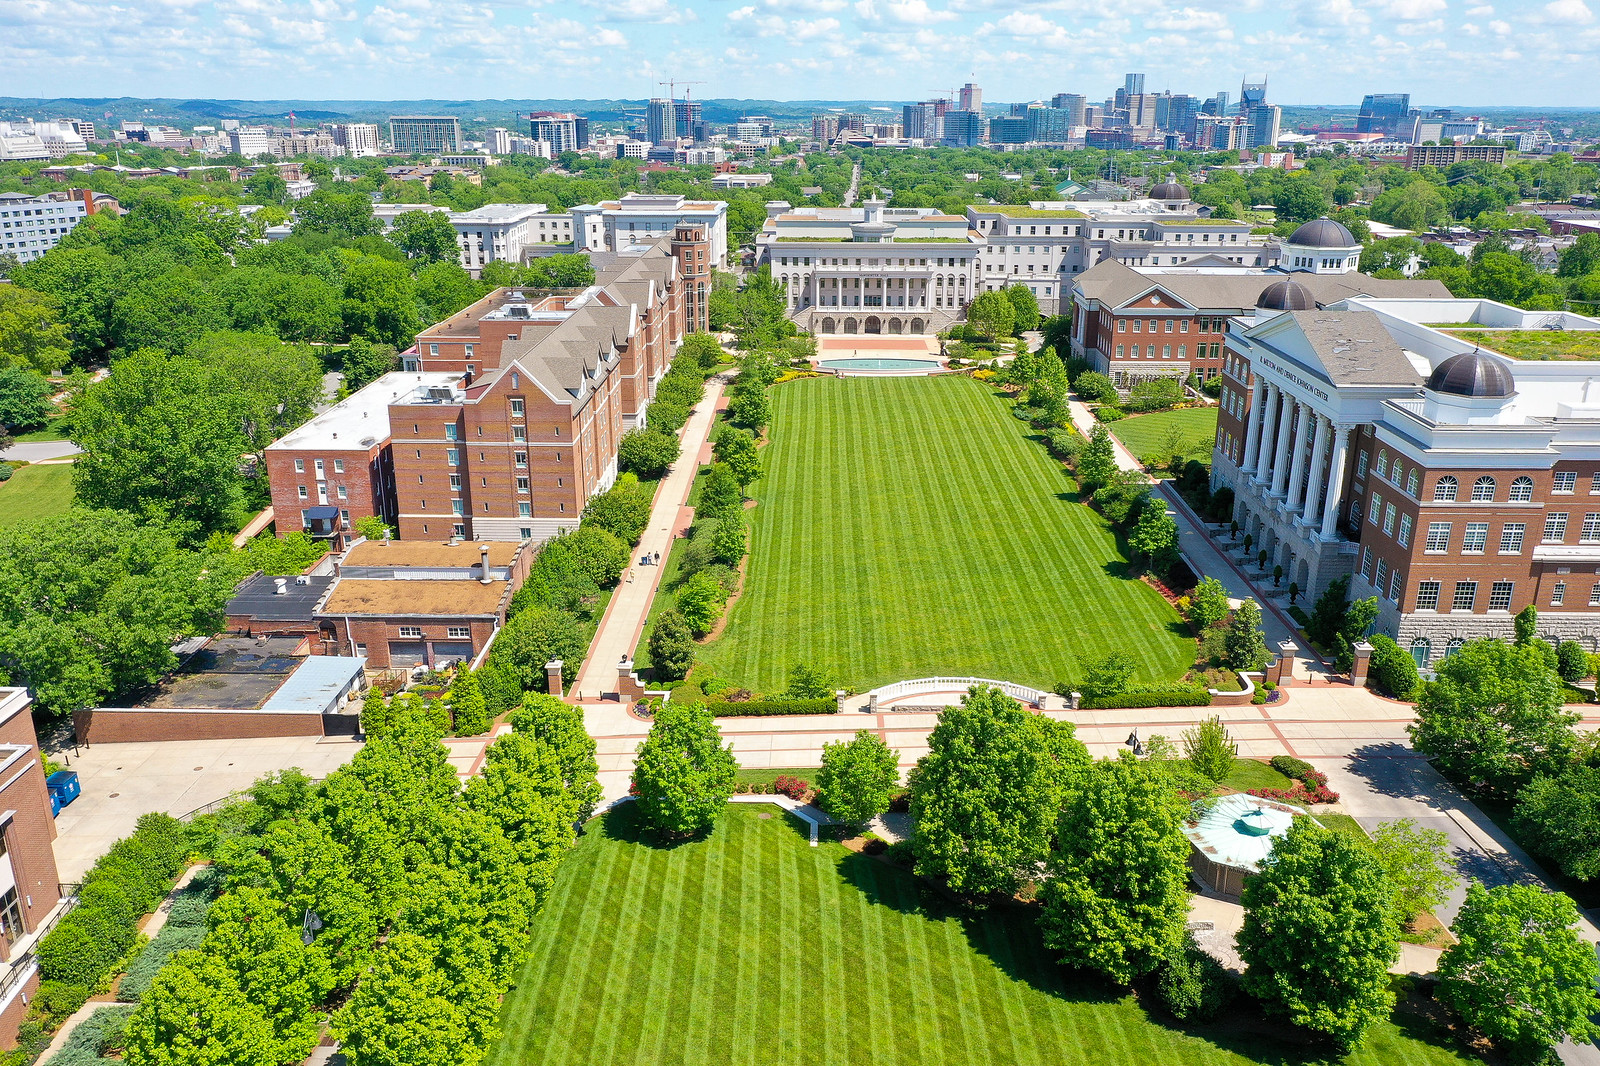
[1248,781,1340,805]
[774,775,810,800]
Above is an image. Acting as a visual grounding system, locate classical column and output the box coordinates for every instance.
[1281,402,1311,503]
[1252,383,1282,486]
[1319,425,1353,539]
[1241,378,1268,475]
[1299,413,1332,523]
[1270,395,1298,497]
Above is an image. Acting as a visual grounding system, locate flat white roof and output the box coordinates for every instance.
[451,203,550,223]
[269,371,458,453]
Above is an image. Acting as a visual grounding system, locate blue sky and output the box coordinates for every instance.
[1,0,1597,106]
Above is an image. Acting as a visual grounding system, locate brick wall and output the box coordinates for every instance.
[0,704,59,939]
[73,709,326,744]
[266,444,391,537]
[0,970,39,1049]
[321,617,498,668]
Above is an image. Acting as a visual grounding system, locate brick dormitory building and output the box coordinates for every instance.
[267,225,709,545]
[1209,284,1600,666]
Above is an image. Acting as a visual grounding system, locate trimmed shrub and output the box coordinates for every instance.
[1079,687,1212,709]
[1269,755,1315,780]
[1367,634,1421,700]
[1093,406,1126,422]
[1557,640,1590,683]
[0,464,12,483]
[1153,932,1237,1023]
[699,698,837,717]
[1075,371,1118,404]
[774,775,810,800]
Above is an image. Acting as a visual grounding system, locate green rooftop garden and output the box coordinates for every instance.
[971,204,1087,218]
[1440,329,1600,361]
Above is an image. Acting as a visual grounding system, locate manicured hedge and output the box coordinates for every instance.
[1080,688,1212,709]
[1269,755,1315,780]
[702,698,837,717]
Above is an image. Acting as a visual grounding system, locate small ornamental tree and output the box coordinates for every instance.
[1040,755,1191,984]
[676,570,726,636]
[448,668,491,736]
[646,609,695,681]
[784,660,835,699]
[712,425,762,486]
[1436,883,1600,1062]
[816,730,900,828]
[1182,715,1236,783]
[697,463,742,519]
[1127,504,1179,574]
[1003,284,1041,333]
[709,509,747,566]
[1556,639,1590,683]
[1077,424,1118,492]
[1224,599,1270,670]
[1368,818,1456,923]
[617,428,681,479]
[201,886,330,1063]
[1187,577,1230,632]
[360,686,391,739]
[1238,820,1400,1051]
[1514,604,1539,645]
[631,700,738,837]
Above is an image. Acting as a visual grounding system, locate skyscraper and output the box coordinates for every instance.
[812,114,840,143]
[673,100,702,140]
[646,98,675,145]
[1201,92,1230,118]
[1125,73,1145,96]
[902,101,941,141]
[1238,77,1267,114]
[1052,93,1087,126]
[1026,105,1072,143]
[959,82,982,113]
[389,116,461,154]
[528,112,589,153]
[1357,93,1412,136]
[1246,105,1281,149]
[943,110,984,147]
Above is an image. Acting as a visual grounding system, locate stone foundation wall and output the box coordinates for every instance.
[1394,611,1600,664]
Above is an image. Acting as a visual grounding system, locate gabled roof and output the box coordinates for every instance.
[1075,258,1452,313]
[1253,310,1424,389]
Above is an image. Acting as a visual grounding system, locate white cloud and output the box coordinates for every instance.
[1149,6,1231,32]
[1465,2,1493,11]
[1543,0,1593,21]
[856,0,956,21]
[1395,16,1443,32]
[1382,0,1444,17]
[1488,16,1511,30]
[588,0,696,22]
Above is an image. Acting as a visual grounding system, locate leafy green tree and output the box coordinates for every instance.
[122,950,279,1066]
[816,730,899,827]
[1040,313,1073,354]
[243,171,288,204]
[784,660,835,699]
[332,933,472,1066]
[1224,599,1270,670]
[0,285,71,373]
[582,478,653,544]
[1366,634,1420,699]
[1181,715,1237,782]
[1557,232,1600,277]
[679,332,724,370]
[413,261,484,324]
[9,246,117,362]
[1437,883,1600,1062]
[353,514,392,542]
[1514,604,1539,645]
[449,668,491,736]
[1270,181,1331,224]
[646,609,695,681]
[1557,640,1590,683]
[201,886,329,1063]
[1074,370,1119,404]
[1367,818,1456,923]
[1306,575,1349,648]
[1238,820,1400,1051]
[341,256,421,349]
[676,570,725,636]
[1025,347,1072,426]
[965,289,1016,340]
[1077,424,1118,492]
[1003,284,1041,333]
[631,700,737,836]
[0,366,53,429]
[1041,755,1191,984]
[1409,637,1577,796]
[1127,503,1179,573]
[360,686,391,739]
[1513,765,1600,880]
[293,189,382,239]
[711,425,762,486]
[508,692,603,822]
[697,463,742,519]
[1080,651,1135,700]
[558,525,628,588]
[342,336,398,391]
[709,509,746,567]
[725,381,770,434]
[486,606,589,694]
[1187,577,1230,631]
[389,209,459,262]
[617,428,681,479]
[910,685,1078,896]
[1331,595,1379,672]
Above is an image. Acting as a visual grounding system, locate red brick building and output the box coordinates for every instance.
[0,688,62,1048]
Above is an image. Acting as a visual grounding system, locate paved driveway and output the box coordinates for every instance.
[1,441,80,462]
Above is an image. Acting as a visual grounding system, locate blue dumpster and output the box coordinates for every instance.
[46,770,80,810]
[48,792,60,818]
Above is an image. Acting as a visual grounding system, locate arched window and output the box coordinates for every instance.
[1509,476,1534,503]
[1433,475,1457,502]
[1406,469,1420,496]
[1376,450,1389,479]
[1445,637,1464,659]
[1471,476,1496,502]
[1410,637,1432,668]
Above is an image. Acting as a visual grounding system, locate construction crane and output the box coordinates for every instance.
[658,79,707,103]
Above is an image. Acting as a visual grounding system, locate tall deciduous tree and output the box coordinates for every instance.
[1041,755,1191,984]
[122,950,280,1066]
[1077,424,1118,492]
[390,210,459,262]
[712,425,762,486]
[0,285,72,373]
[816,730,899,828]
[910,685,1085,896]
[1367,818,1456,923]
[631,701,737,836]
[1238,820,1400,1051]
[1512,765,1600,880]
[1409,637,1577,796]
[333,933,473,1066]
[342,336,398,391]
[1436,883,1600,1061]
[449,668,491,736]
[1004,284,1041,333]
[508,692,603,822]
[965,289,1016,341]
[201,886,329,1064]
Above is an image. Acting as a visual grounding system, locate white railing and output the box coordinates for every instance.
[868,677,1048,705]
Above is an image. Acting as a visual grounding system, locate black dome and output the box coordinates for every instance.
[1288,217,1357,249]
[1151,180,1190,201]
[1426,351,1515,399]
[1256,279,1316,311]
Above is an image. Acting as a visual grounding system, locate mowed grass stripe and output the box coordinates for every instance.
[702,376,1193,691]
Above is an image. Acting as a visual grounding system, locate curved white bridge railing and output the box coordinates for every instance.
[867,677,1047,706]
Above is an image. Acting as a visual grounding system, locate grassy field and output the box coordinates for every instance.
[0,464,75,527]
[1111,407,1218,469]
[488,803,1478,1066]
[699,376,1193,692]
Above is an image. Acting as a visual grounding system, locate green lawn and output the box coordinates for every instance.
[1220,759,1293,793]
[1111,407,1218,469]
[699,376,1193,692]
[488,803,1478,1066]
[11,417,70,443]
[0,463,75,527]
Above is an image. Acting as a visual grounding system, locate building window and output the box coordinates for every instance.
[1117,320,1126,332]
[1376,451,1389,479]
[1370,495,1382,524]
[517,477,529,492]
[1406,469,1420,497]
[1510,476,1535,502]
[1433,475,1457,501]
[334,459,344,473]
[1452,581,1478,612]
[1592,583,1600,607]
[337,485,347,499]
[518,502,531,517]
[445,424,458,441]
[1425,522,1451,552]
[1553,581,1567,607]
[1489,581,1515,611]
[1383,504,1396,536]
[1463,522,1489,553]
[1360,545,1373,578]
[1374,558,1388,591]
[398,626,422,637]
[515,452,527,468]
[1500,523,1525,553]
[451,499,464,516]
[1410,637,1433,666]
[1389,569,1403,603]
[1116,344,1124,358]
[513,426,526,442]
[1471,476,1496,502]
[1357,450,1369,478]
[1591,472,1600,495]
[511,399,525,416]
[294,458,304,472]
[1582,513,1600,543]
[1415,580,1441,611]
[1554,471,1577,494]
[1544,513,1569,542]
[1397,514,1412,548]
[447,626,471,639]
[446,448,460,465]
[1446,637,1464,657]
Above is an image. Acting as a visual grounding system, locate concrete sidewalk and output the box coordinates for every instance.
[570,373,728,701]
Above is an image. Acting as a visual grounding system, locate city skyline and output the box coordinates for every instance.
[3,0,1600,106]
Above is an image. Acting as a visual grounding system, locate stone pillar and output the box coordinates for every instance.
[1350,641,1374,685]
[545,659,564,699]
[1241,377,1268,475]
[1319,425,1353,540]
[1253,383,1282,486]
[1276,640,1301,685]
[617,659,646,701]
[1299,413,1332,524]
[1271,396,1299,498]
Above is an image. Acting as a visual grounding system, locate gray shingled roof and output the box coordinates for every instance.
[1075,258,1451,311]
[1282,310,1424,388]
